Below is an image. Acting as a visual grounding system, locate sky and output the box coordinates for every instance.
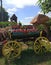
[2,0,51,25]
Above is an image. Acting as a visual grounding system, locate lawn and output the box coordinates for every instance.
[0,57,5,65]
[0,50,51,65]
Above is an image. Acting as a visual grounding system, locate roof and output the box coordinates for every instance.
[10,14,17,19]
[30,14,49,24]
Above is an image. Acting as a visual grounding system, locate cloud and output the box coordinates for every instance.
[20,16,33,25]
[46,12,51,18]
[20,21,31,25]
[4,0,38,8]
[3,0,38,16]
[24,16,33,20]
[21,16,33,22]
[7,8,17,15]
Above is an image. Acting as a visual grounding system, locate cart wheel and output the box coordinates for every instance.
[34,37,50,54]
[2,41,22,59]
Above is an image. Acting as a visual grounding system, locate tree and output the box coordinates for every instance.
[38,0,51,14]
[19,21,22,26]
[0,6,9,21]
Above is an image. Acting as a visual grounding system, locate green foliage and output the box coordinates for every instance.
[46,19,51,31]
[0,22,17,27]
[37,24,45,31]
[0,6,9,21]
[38,0,51,14]
[46,19,51,25]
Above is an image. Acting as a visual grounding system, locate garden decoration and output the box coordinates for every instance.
[2,14,51,59]
[2,25,51,60]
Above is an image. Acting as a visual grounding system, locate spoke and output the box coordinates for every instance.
[38,39,42,44]
[12,42,15,47]
[6,44,11,48]
[35,48,41,53]
[4,49,11,55]
[41,46,47,53]
[15,45,19,49]
[34,41,41,54]
[12,42,14,46]
[9,42,13,46]
[43,37,47,40]
[4,46,10,49]
[9,51,17,58]
[6,52,11,59]
[35,45,40,50]
[14,51,18,54]
[11,52,15,57]
[14,49,19,53]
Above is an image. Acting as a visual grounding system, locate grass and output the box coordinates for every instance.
[12,50,51,65]
[0,49,51,65]
[0,57,5,65]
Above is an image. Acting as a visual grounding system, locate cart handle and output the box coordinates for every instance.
[40,31,42,37]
